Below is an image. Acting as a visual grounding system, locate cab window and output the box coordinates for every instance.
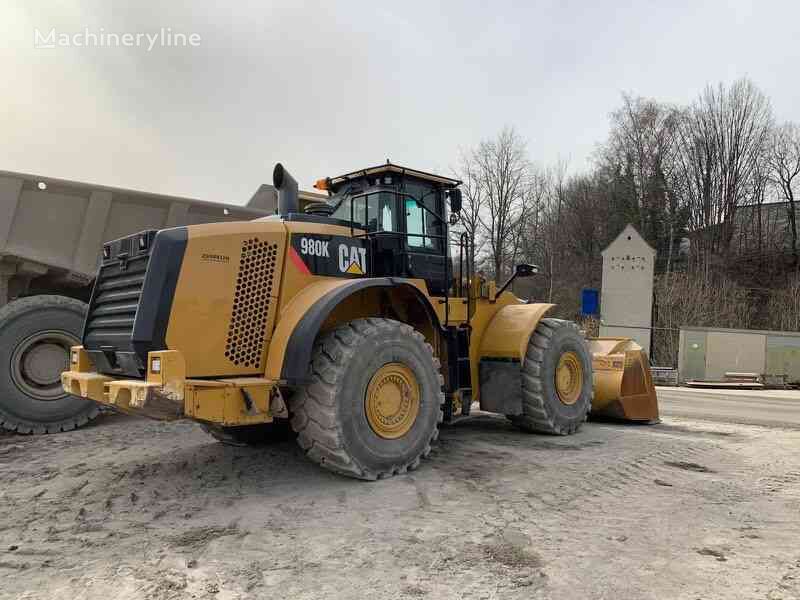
[331,191,397,232]
[406,199,433,249]
[330,195,353,222]
[403,184,441,251]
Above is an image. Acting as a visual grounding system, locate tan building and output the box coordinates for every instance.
[599,224,655,353]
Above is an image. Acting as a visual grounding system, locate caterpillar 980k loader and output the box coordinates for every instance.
[62,162,658,480]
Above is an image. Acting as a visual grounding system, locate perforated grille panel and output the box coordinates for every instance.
[224,238,278,368]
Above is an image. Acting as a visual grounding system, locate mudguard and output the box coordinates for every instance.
[478,303,555,361]
[265,277,440,385]
[476,303,554,414]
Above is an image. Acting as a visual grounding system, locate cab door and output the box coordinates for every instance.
[402,195,448,296]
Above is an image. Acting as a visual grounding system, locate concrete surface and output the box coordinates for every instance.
[658,385,800,429]
[2,403,800,600]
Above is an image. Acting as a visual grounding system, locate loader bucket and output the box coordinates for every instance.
[587,338,659,423]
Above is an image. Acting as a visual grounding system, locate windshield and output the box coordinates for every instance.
[326,180,442,253]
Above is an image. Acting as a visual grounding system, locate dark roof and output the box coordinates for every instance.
[736,201,798,230]
[328,161,462,190]
[737,199,796,210]
[733,200,799,253]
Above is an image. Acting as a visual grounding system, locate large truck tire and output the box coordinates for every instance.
[290,318,443,480]
[0,295,99,434]
[508,318,593,435]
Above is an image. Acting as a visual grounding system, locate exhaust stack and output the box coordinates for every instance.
[273,163,299,216]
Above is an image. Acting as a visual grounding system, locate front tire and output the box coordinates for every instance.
[508,318,593,435]
[290,318,443,480]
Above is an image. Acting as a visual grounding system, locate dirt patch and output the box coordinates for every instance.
[650,423,737,438]
[400,584,428,597]
[664,460,715,473]
[168,526,240,549]
[482,542,543,570]
[1,412,799,599]
[697,547,729,562]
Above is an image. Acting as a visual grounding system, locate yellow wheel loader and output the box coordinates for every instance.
[62,162,658,480]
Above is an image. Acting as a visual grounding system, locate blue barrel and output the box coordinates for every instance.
[581,288,599,316]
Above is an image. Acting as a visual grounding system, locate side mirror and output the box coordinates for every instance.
[447,188,462,214]
[515,263,539,277]
[496,263,540,298]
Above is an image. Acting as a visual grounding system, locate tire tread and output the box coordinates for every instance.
[0,295,98,434]
[290,318,443,480]
[509,318,592,435]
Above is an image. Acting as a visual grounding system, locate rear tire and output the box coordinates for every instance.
[508,318,592,435]
[290,318,443,480]
[0,295,99,434]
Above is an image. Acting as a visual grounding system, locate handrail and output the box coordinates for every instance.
[457,231,474,323]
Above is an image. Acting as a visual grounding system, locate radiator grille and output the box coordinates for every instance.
[83,252,149,353]
[224,238,278,368]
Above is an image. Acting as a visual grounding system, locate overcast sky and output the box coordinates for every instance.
[1,1,799,205]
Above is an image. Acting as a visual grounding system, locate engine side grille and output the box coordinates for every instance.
[83,230,157,376]
[224,238,278,368]
[83,260,148,349]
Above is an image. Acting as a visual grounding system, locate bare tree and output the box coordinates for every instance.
[746,154,771,273]
[607,94,681,241]
[452,150,486,277]
[450,80,798,359]
[543,159,569,301]
[471,127,530,281]
[766,275,800,331]
[506,167,550,299]
[769,122,800,269]
[675,78,773,274]
[515,167,550,268]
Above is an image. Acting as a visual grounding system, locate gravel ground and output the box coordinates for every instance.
[1,409,800,600]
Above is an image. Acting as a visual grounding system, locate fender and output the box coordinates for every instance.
[476,302,554,415]
[265,277,441,385]
[478,303,555,361]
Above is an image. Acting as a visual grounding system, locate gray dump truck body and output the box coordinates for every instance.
[0,169,323,433]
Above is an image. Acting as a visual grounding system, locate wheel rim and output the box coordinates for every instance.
[555,351,583,406]
[365,362,420,439]
[10,330,78,401]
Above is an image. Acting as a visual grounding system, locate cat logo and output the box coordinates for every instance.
[338,243,367,276]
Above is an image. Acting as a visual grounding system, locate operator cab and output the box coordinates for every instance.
[314,162,462,296]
